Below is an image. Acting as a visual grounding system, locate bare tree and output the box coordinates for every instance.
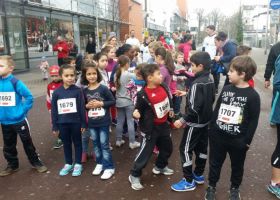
[195,8,205,44]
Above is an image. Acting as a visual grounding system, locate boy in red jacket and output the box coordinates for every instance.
[46,65,63,149]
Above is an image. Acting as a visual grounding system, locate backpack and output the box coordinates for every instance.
[10,77,19,93]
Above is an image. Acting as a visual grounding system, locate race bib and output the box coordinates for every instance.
[57,98,77,114]
[0,92,16,106]
[218,103,241,124]
[154,97,170,118]
[50,90,54,99]
[88,107,105,118]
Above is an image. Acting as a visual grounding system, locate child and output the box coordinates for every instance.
[129,64,174,190]
[51,64,86,177]
[94,52,109,88]
[81,62,116,180]
[205,56,260,200]
[171,52,215,192]
[0,55,48,176]
[115,55,140,149]
[39,56,49,80]
[147,41,163,64]
[173,52,187,118]
[46,65,63,149]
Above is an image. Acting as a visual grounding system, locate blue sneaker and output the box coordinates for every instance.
[171,178,196,192]
[267,184,280,198]
[72,163,83,177]
[59,164,73,176]
[193,172,205,184]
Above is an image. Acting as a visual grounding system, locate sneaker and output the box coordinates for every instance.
[53,139,63,149]
[128,175,144,190]
[101,169,115,180]
[171,178,196,192]
[215,89,219,96]
[193,172,205,184]
[59,164,73,176]
[112,119,117,126]
[0,166,19,177]
[152,166,174,175]
[229,187,241,200]
[33,162,48,173]
[267,184,280,198]
[92,164,103,175]
[72,163,83,177]
[205,186,216,200]
[129,141,141,149]
[116,140,125,147]
[81,152,87,163]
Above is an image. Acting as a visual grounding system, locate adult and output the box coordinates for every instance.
[53,36,69,66]
[202,25,217,59]
[186,30,196,50]
[68,38,78,58]
[214,31,237,86]
[140,36,152,63]
[172,31,180,49]
[102,35,118,49]
[86,37,96,54]
[178,34,193,64]
[126,30,140,48]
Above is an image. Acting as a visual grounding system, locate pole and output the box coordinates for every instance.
[145,0,148,28]
[265,0,270,55]
[94,0,100,51]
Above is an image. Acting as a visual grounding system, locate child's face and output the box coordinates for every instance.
[86,67,98,85]
[61,68,75,86]
[0,60,13,77]
[70,60,76,67]
[176,55,184,64]
[149,48,155,58]
[191,62,203,74]
[148,70,162,85]
[155,55,163,65]
[108,48,116,59]
[50,75,61,82]
[135,69,143,80]
[98,55,108,70]
[228,67,245,84]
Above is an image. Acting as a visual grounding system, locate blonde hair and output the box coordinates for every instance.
[148,41,163,51]
[0,55,15,67]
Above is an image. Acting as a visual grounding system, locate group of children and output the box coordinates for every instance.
[0,38,261,200]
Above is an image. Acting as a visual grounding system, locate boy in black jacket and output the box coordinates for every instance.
[171,52,215,192]
[205,56,260,200]
[129,64,174,190]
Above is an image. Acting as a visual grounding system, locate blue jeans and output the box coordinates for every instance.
[116,105,135,143]
[82,129,91,153]
[89,126,114,169]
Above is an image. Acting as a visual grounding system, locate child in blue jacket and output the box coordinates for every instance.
[0,55,48,176]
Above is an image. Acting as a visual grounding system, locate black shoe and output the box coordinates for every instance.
[205,186,216,200]
[229,187,241,200]
[32,162,48,173]
[0,166,19,177]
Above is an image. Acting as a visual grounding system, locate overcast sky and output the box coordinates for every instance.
[188,0,268,16]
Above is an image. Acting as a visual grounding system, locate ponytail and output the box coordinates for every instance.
[155,47,175,75]
[115,55,130,89]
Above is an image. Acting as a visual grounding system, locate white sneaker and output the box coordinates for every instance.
[101,169,115,180]
[116,140,125,147]
[129,141,141,149]
[92,164,103,175]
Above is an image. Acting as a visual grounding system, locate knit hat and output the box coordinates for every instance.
[49,65,60,76]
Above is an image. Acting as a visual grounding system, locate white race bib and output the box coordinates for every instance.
[88,107,105,118]
[218,103,241,124]
[57,98,77,114]
[154,97,170,118]
[0,92,16,106]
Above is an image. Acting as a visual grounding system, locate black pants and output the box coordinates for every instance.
[1,119,41,169]
[208,132,248,188]
[131,122,173,177]
[271,124,280,168]
[180,126,208,182]
[58,58,64,67]
[58,123,82,164]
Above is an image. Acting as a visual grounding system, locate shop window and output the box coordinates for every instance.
[0,16,7,55]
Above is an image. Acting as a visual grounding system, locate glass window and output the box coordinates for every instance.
[0,16,7,55]
[50,13,73,42]
[79,20,96,54]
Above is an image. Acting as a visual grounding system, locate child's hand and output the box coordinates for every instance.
[111,87,116,92]
[175,90,187,97]
[169,111,174,118]
[58,47,63,51]
[86,101,94,109]
[92,100,103,108]
[133,109,141,119]
[53,131,59,137]
[173,120,183,128]
[81,128,86,134]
